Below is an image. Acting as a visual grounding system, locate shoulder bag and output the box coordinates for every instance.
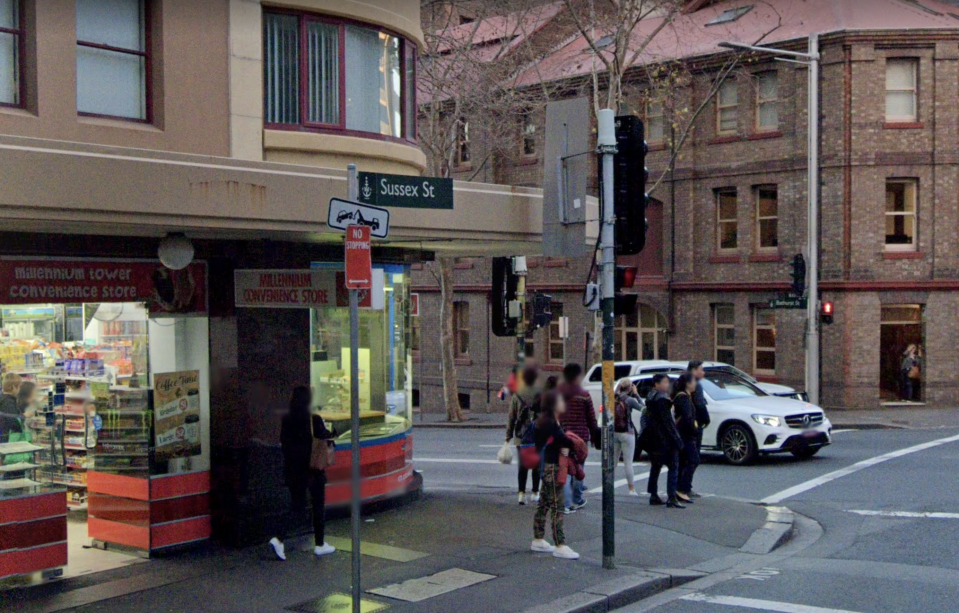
[309,415,336,471]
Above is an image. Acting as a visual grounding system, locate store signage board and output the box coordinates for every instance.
[153,370,201,462]
[345,226,373,290]
[234,269,384,309]
[768,295,808,309]
[328,198,390,239]
[357,172,454,210]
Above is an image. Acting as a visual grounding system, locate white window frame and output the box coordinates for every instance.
[755,185,778,252]
[885,58,918,123]
[453,301,470,357]
[546,302,564,364]
[456,119,471,166]
[717,80,738,134]
[521,112,536,157]
[753,308,776,376]
[716,188,738,252]
[885,179,918,252]
[615,305,668,361]
[756,71,778,132]
[646,98,665,143]
[714,304,736,365]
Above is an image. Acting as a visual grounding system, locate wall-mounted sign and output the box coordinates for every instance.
[153,370,201,462]
[768,295,808,309]
[357,172,454,210]
[235,269,384,310]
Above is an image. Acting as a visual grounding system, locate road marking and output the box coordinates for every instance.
[478,445,503,448]
[830,429,856,434]
[681,593,863,613]
[849,510,959,519]
[762,433,959,504]
[415,458,602,466]
[737,567,781,581]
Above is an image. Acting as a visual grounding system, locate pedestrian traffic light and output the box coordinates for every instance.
[611,115,649,256]
[791,254,806,297]
[614,265,638,317]
[821,301,834,325]
[491,257,518,337]
[532,293,553,329]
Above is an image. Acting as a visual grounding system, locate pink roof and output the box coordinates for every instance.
[513,0,959,87]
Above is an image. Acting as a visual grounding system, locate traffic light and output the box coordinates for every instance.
[491,257,518,337]
[821,301,834,325]
[611,115,649,256]
[532,293,553,329]
[791,254,806,297]
[614,265,638,317]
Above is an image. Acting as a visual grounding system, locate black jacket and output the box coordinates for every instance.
[691,382,710,428]
[643,389,683,453]
[0,394,22,443]
[280,410,333,485]
[534,417,571,465]
[673,392,698,441]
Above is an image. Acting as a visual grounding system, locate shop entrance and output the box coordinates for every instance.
[879,305,924,403]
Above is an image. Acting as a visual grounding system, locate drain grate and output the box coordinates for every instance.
[286,593,390,613]
[367,568,496,603]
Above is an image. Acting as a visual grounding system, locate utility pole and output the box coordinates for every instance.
[596,109,617,570]
[347,164,362,613]
[805,33,821,406]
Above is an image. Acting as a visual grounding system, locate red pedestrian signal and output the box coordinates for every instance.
[821,301,834,325]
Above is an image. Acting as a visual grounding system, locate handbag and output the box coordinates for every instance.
[309,415,336,471]
[908,365,920,379]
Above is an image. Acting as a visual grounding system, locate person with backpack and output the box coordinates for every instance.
[673,373,700,505]
[643,374,685,508]
[613,379,641,496]
[506,365,541,505]
[686,361,710,498]
[530,390,579,560]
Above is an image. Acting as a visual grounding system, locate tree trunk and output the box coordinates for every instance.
[438,257,465,422]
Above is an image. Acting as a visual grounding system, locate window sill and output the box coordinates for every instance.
[709,254,741,264]
[883,122,924,130]
[454,357,472,366]
[709,135,742,145]
[749,253,783,263]
[516,156,538,166]
[755,374,779,383]
[453,164,472,173]
[411,263,424,270]
[79,114,161,132]
[748,131,783,141]
[883,251,923,259]
[454,262,474,270]
[543,259,567,268]
[0,105,35,119]
[543,364,564,372]
[647,141,667,152]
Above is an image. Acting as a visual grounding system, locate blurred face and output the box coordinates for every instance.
[686,378,697,393]
[655,378,671,393]
[693,366,705,380]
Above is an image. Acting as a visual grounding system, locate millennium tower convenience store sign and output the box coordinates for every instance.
[357,172,454,210]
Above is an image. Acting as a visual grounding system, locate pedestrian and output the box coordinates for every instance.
[558,363,598,513]
[673,373,700,504]
[0,373,23,444]
[900,344,920,401]
[270,386,336,561]
[642,374,685,508]
[686,360,709,498]
[17,381,38,419]
[498,365,520,402]
[613,379,641,496]
[506,365,541,505]
[531,390,580,560]
[543,375,559,392]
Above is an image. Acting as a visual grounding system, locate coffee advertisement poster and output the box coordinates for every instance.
[153,370,201,461]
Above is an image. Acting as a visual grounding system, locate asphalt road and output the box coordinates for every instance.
[412,426,959,613]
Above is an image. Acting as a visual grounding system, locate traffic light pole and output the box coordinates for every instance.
[597,109,617,570]
[804,33,821,406]
[515,258,527,365]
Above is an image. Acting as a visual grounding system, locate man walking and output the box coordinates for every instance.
[686,361,710,499]
[557,363,598,513]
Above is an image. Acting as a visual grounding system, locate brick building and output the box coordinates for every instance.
[414,0,959,412]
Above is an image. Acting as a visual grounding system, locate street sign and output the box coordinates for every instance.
[357,172,454,210]
[344,225,372,290]
[768,295,808,309]
[329,198,390,239]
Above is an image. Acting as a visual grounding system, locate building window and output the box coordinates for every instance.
[886,59,918,123]
[716,188,738,252]
[521,112,536,157]
[753,308,776,375]
[885,179,917,251]
[410,311,420,352]
[547,303,564,364]
[646,98,665,143]
[756,72,778,131]
[76,0,149,121]
[756,186,778,251]
[615,305,668,361]
[263,10,413,139]
[714,304,736,365]
[456,119,470,166]
[0,0,23,107]
[717,79,738,134]
[453,301,469,357]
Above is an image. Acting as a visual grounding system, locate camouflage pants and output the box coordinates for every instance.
[533,463,565,546]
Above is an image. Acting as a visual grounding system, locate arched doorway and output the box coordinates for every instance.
[614,304,668,361]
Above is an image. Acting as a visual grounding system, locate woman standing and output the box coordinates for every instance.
[531,390,579,560]
[643,374,684,508]
[673,374,700,504]
[900,344,920,401]
[17,381,38,419]
[506,366,541,505]
[613,380,641,496]
[270,386,336,561]
[0,373,23,444]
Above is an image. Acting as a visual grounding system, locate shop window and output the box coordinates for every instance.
[753,308,776,375]
[886,58,918,123]
[263,10,413,139]
[0,0,23,108]
[755,185,778,251]
[716,79,738,134]
[614,304,668,361]
[521,111,537,157]
[453,301,469,357]
[646,98,665,143]
[716,188,738,251]
[885,179,917,251]
[756,71,778,132]
[546,303,564,364]
[76,0,150,121]
[458,392,471,410]
[456,119,471,166]
[714,304,736,365]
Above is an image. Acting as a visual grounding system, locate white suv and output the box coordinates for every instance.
[583,360,682,409]
[668,361,807,401]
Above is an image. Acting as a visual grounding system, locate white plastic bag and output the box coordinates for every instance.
[497,442,514,465]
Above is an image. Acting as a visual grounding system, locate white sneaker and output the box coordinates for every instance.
[552,545,580,560]
[269,537,286,561]
[627,489,639,497]
[563,507,576,515]
[518,492,527,505]
[314,543,336,557]
[530,539,555,553]
[531,492,541,503]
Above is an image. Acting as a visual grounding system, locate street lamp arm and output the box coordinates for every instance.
[717,40,819,61]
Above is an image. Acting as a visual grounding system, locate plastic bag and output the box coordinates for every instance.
[497,442,514,465]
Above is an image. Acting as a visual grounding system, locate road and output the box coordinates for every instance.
[412,426,959,613]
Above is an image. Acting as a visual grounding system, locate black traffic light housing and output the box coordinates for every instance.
[600,115,648,256]
[614,265,638,317]
[491,257,518,337]
[821,301,834,325]
[791,254,807,297]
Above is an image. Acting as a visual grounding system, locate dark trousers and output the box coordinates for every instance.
[900,371,914,400]
[280,471,327,546]
[517,446,540,493]
[647,449,679,499]
[677,437,700,494]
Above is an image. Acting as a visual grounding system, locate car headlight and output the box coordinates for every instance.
[751,414,781,428]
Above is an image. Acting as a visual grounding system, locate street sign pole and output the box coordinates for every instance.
[347,164,362,613]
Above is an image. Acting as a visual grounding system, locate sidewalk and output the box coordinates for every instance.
[4,489,769,613]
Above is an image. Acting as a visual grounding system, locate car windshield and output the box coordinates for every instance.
[699,371,767,401]
[708,364,759,385]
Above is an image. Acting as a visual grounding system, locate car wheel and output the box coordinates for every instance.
[790,446,820,460]
[720,423,758,465]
